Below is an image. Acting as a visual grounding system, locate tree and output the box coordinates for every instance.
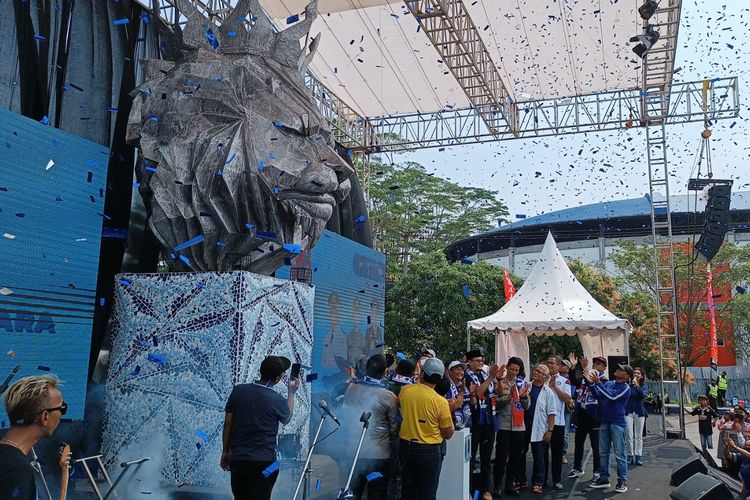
[610,239,750,370]
[368,160,508,275]
[384,252,515,362]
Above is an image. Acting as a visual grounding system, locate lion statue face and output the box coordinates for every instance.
[126,0,353,274]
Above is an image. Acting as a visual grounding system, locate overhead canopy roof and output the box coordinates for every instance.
[261,0,656,118]
[468,232,632,333]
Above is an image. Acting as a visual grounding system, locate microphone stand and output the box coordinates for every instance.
[30,447,53,500]
[293,411,333,500]
[337,412,371,500]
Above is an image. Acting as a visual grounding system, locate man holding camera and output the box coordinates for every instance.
[221,355,300,500]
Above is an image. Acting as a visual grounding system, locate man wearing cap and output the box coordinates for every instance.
[465,348,501,495]
[398,357,454,500]
[444,361,474,430]
[567,356,607,481]
[544,355,573,490]
[584,362,632,494]
[221,355,300,500]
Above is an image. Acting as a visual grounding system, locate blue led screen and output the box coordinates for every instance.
[276,230,386,392]
[0,109,108,423]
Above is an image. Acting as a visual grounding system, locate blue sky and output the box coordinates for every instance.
[391,0,749,221]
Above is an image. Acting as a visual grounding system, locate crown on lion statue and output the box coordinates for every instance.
[173,0,320,72]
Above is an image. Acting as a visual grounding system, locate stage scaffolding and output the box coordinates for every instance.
[137,0,742,439]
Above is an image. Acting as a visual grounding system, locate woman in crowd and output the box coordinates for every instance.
[625,368,648,465]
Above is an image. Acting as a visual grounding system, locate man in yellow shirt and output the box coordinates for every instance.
[398,357,454,500]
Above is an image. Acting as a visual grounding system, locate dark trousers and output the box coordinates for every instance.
[230,460,278,500]
[530,441,548,487]
[519,426,532,485]
[574,410,601,472]
[399,440,444,500]
[470,424,495,491]
[718,389,726,407]
[494,430,525,491]
[351,458,389,500]
[543,425,564,483]
[708,396,718,410]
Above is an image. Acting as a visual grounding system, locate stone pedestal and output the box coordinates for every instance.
[101,271,313,488]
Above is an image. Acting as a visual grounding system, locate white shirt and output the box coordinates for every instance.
[551,374,570,427]
[530,385,558,442]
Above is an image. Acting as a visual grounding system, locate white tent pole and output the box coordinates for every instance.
[466,326,471,351]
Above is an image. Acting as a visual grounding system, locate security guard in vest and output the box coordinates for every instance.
[717,371,729,406]
[707,380,719,409]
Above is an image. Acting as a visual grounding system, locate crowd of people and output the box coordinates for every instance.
[213,347,657,500]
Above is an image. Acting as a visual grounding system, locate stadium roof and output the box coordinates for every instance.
[445,190,750,260]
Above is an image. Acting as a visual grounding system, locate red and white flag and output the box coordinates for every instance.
[504,268,516,301]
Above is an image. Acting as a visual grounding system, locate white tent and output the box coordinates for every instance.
[467,232,631,375]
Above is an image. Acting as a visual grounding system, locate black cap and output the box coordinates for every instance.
[618,364,635,379]
[465,348,485,360]
[592,356,607,367]
[260,355,291,380]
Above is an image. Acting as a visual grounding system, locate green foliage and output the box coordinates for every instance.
[610,239,750,368]
[369,160,508,272]
[384,252,515,363]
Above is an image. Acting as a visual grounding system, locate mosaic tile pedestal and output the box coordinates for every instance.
[101,271,313,488]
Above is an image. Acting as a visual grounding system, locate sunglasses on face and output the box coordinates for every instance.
[41,402,68,416]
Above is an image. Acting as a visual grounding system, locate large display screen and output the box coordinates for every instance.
[276,230,386,391]
[0,109,108,423]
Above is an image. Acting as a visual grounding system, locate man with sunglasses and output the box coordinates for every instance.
[1,375,66,500]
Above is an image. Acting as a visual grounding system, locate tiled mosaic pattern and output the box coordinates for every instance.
[102,271,313,487]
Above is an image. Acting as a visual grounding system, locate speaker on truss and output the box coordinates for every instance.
[669,473,733,500]
[670,453,708,487]
[694,183,732,262]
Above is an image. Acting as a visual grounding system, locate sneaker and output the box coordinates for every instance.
[615,481,627,493]
[566,469,583,479]
[592,472,601,481]
[553,482,564,490]
[590,478,611,489]
[635,456,643,466]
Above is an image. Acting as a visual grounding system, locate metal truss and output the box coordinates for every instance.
[403,0,518,137]
[367,77,739,152]
[641,0,683,122]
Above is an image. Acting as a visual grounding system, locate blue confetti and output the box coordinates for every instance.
[462,284,471,298]
[245,223,255,230]
[227,31,237,37]
[282,243,302,254]
[196,429,209,440]
[316,479,321,491]
[225,153,237,164]
[217,241,226,247]
[131,365,141,376]
[355,215,366,223]
[262,461,280,477]
[37,365,51,371]
[258,160,265,171]
[306,373,318,382]
[256,230,277,240]
[118,278,133,287]
[179,255,191,265]
[396,352,406,360]
[99,298,106,306]
[139,12,150,24]
[40,115,49,125]
[148,114,158,122]
[205,28,219,50]
[286,14,299,24]
[473,491,479,500]
[113,18,130,25]
[366,472,383,481]
[33,34,46,41]
[147,353,166,365]
[175,234,205,251]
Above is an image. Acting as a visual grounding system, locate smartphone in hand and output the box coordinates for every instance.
[290,363,301,380]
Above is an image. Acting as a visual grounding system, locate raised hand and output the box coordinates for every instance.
[568,352,578,368]
[580,356,589,369]
[489,364,501,378]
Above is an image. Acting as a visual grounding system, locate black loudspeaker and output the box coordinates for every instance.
[670,453,707,486]
[607,356,629,381]
[669,473,733,500]
[694,184,732,262]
